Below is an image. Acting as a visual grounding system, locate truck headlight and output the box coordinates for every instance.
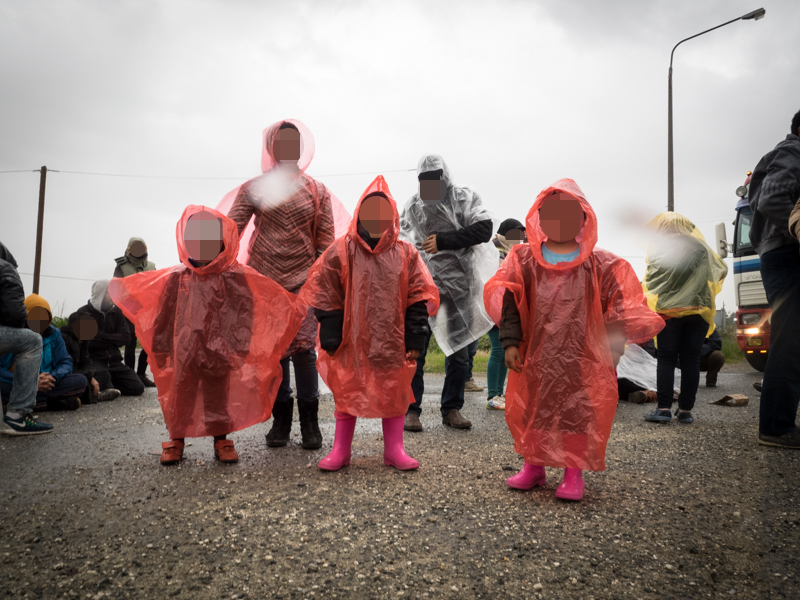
[741,313,761,325]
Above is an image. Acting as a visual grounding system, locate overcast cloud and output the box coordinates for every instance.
[1,0,798,316]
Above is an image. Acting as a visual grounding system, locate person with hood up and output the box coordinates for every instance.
[748,109,800,449]
[641,213,727,425]
[60,312,121,404]
[1,294,87,412]
[109,206,305,465]
[0,242,52,434]
[74,280,144,398]
[299,176,440,471]
[399,154,499,432]
[113,237,156,388]
[484,179,664,501]
[485,218,527,410]
[217,119,350,451]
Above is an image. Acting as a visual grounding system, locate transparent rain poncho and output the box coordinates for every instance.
[299,176,440,418]
[484,179,665,471]
[642,213,728,337]
[108,205,305,439]
[399,154,499,355]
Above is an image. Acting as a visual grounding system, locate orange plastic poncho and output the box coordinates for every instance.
[484,179,664,471]
[299,176,440,418]
[108,205,305,439]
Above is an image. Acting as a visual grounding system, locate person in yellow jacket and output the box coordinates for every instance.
[642,213,727,424]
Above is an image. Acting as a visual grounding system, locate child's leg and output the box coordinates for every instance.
[382,416,419,470]
[506,463,546,490]
[318,411,356,471]
[555,468,585,501]
[487,326,507,399]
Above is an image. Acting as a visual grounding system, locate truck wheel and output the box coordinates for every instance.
[745,353,768,372]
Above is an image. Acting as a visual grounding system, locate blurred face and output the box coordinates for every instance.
[505,228,526,244]
[419,172,446,205]
[74,315,98,341]
[27,306,51,334]
[185,212,222,265]
[272,127,302,162]
[538,193,585,242]
[129,241,147,258]
[359,195,393,238]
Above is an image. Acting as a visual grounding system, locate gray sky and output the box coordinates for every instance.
[1,0,798,317]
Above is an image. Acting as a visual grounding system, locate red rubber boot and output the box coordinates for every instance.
[555,468,585,501]
[318,412,356,471]
[506,463,546,490]
[382,416,419,470]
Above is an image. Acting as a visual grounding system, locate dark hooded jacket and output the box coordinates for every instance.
[748,134,800,256]
[61,312,97,380]
[75,280,131,365]
[0,242,28,328]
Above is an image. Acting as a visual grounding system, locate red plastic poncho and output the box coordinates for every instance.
[484,179,664,471]
[215,118,351,267]
[299,175,440,418]
[108,205,305,439]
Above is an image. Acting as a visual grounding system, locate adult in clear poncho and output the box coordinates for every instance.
[399,154,498,431]
[216,119,350,451]
[641,212,727,424]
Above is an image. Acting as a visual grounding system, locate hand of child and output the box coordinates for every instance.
[405,349,421,361]
[505,346,522,373]
[421,235,439,254]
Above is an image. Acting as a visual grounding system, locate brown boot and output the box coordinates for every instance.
[404,412,423,432]
[442,409,472,429]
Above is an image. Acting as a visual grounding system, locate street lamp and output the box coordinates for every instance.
[667,8,765,212]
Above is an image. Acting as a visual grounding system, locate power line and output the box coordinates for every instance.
[1,167,416,180]
[18,272,97,283]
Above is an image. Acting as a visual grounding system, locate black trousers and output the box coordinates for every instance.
[276,350,319,405]
[123,317,149,377]
[656,314,708,411]
[93,360,145,397]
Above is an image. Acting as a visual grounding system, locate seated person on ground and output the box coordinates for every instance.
[0,294,86,411]
[60,313,121,403]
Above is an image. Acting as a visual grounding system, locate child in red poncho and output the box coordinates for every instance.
[484,179,664,500]
[109,206,305,465]
[299,175,440,471]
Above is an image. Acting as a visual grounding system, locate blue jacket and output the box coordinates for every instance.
[0,325,73,384]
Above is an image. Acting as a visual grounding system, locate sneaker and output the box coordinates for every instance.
[487,396,506,410]
[758,430,800,449]
[628,390,657,404]
[674,409,694,424]
[644,408,672,424]
[753,381,762,393]
[464,378,484,392]
[2,413,54,436]
[96,389,121,402]
[138,374,156,388]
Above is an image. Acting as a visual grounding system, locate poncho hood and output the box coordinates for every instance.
[349,175,400,254]
[261,118,316,173]
[526,178,598,270]
[89,280,112,313]
[177,205,240,275]
[24,294,52,321]
[416,154,454,194]
[124,236,149,265]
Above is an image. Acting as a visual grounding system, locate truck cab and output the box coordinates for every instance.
[715,172,771,372]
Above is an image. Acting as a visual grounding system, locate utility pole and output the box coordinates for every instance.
[32,166,47,294]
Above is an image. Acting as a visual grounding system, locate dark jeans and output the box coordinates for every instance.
[93,360,145,397]
[656,314,708,411]
[409,332,471,417]
[700,351,725,384]
[759,245,800,436]
[1,372,87,410]
[123,317,149,377]
[276,350,319,405]
[465,339,479,381]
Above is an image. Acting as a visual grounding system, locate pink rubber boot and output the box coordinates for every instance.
[318,412,356,471]
[555,468,585,501]
[382,416,419,470]
[506,463,546,490]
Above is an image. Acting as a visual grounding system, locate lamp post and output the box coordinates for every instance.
[667,7,765,212]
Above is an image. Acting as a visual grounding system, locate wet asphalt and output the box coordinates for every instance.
[1,360,798,600]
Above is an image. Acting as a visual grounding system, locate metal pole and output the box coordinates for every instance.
[667,67,674,212]
[32,166,47,294]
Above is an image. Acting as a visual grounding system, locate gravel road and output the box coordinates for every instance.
[1,361,798,600]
